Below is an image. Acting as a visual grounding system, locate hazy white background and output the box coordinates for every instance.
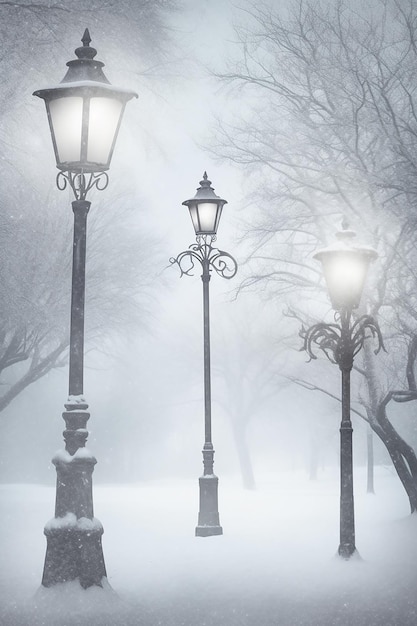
[0,1,414,624]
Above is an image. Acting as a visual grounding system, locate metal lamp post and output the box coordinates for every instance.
[33,29,137,588]
[170,172,237,537]
[303,222,384,559]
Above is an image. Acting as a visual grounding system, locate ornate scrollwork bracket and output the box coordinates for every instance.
[302,310,385,371]
[170,234,238,280]
[57,170,109,201]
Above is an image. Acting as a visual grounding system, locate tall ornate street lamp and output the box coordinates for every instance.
[303,222,384,559]
[33,29,137,588]
[170,173,238,537]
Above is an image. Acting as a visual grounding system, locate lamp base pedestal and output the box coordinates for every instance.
[41,403,107,589]
[195,474,223,537]
[42,525,106,588]
[195,525,223,537]
[338,544,358,560]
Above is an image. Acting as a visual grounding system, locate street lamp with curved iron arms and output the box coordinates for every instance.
[170,174,237,537]
[303,223,384,559]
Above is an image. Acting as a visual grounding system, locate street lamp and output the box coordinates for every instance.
[170,173,237,537]
[33,29,137,588]
[303,222,384,559]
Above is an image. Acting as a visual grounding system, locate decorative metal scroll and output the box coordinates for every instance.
[170,234,238,280]
[303,310,385,371]
[57,170,109,201]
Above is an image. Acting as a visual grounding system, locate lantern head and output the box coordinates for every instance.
[182,172,227,236]
[314,222,378,311]
[33,29,138,174]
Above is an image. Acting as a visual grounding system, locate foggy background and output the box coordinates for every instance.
[0,0,408,499]
[3,3,417,625]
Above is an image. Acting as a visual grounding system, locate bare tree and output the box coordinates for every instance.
[213,304,285,489]
[209,0,417,511]
[0,0,177,414]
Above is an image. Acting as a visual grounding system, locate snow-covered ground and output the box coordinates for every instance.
[0,467,416,626]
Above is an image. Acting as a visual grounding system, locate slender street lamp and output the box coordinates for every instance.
[33,29,137,588]
[170,173,238,537]
[303,221,384,559]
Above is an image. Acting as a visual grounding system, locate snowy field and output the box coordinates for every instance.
[0,467,416,626]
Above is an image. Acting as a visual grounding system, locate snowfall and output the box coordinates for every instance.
[0,467,416,626]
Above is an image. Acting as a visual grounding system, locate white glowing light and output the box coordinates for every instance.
[321,252,370,311]
[314,227,377,310]
[189,201,223,235]
[87,97,123,165]
[49,96,83,164]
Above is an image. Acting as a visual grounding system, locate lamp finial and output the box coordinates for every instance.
[200,172,212,189]
[82,28,91,47]
[75,28,97,60]
[336,217,356,245]
[341,216,350,231]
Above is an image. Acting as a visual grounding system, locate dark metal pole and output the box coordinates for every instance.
[42,199,106,588]
[338,310,356,559]
[170,235,237,537]
[366,426,375,494]
[68,199,89,397]
[304,302,383,560]
[196,258,222,536]
[202,260,213,452]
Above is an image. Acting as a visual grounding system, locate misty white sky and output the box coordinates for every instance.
[1,3,417,624]
[0,0,406,497]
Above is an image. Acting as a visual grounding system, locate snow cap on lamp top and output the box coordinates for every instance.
[314,219,377,262]
[33,28,138,100]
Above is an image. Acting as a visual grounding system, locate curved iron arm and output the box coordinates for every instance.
[303,321,342,365]
[57,171,109,201]
[170,235,238,279]
[350,314,385,359]
[303,311,385,370]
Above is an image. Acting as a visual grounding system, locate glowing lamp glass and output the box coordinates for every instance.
[33,30,138,174]
[48,96,83,165]
[183,173,227,237]
[188,201,224,236]
[87,97,123,165]
[319,251,371,311]
[46,93,124,172]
